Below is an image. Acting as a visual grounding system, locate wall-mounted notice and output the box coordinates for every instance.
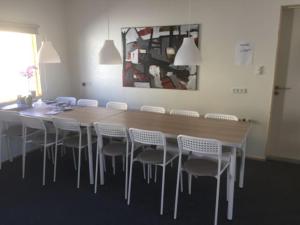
[235,41,254,65]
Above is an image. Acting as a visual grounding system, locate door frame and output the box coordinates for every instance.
[266,5,300,162]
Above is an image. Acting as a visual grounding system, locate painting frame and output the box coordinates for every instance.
[121,24,200,90]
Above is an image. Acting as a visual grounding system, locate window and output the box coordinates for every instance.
[0,31,41,103]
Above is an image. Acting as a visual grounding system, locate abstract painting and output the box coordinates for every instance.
[121,24,200,90]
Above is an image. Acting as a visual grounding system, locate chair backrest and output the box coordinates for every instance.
[56,96,77,106]
[204,113,239,121]
[52,117,81,132]
[129,128,165,146]
[170,109,200,118]
[21,116,46,130]
[77,99,98,107]
[0,110,21,123]
[106,101,128,111]
[140,105,166,114]
[94,122,128,138]
[177,135,221,157]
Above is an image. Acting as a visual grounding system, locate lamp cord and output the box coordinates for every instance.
[188,0,191,37]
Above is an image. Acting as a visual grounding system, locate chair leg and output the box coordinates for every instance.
[160,165,166,215]
[100,152,105,185]
[174,157,182,219]
[180,171,183,192]
[149,165,152,179]
[42,145,47,186]
[112,156,116,175]
[125,150,129,199]
[147,164,150,184]
[227,167,230,201]
[127,157,134,205]
[142,163,146,179]
[154,165,157,183]
[188,174,192,195]
[94,146,99,194]
[214,176,221,225]
[22,136,27,179]
[53,142,58,182]
[77,148,82,188]
[72,148,77,170]
[239,146,246,188]
[0,136,2,170]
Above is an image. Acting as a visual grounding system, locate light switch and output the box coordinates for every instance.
[255,65,264,75]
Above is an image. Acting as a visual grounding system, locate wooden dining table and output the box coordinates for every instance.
[17,105,250,220]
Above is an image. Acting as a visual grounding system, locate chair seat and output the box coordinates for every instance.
[29,133,58,145]
[136,149,173,164]
[63,135,96,148]
[3,125,38,137]
[103,142,126,156]
[183,158,228,177]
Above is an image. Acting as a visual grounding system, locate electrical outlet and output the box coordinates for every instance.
[232,88,248,94]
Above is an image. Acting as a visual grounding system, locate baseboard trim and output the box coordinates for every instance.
[266,155,300,164]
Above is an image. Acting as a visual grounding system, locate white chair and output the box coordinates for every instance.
[140,105,166,114]
[204,113,239,121]
[174,135,231,225]
[170,109,200,118]
[93,123,129,199]
[77,99,98,107]
[55,96,77,106]
[127,128,177,215]
[106,101,128,111]
[0,110,21,168]
[21,116,57,186]
[204,113,245,187]
[52,117,95,188]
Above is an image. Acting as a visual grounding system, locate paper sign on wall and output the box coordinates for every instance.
[235,41,254,65]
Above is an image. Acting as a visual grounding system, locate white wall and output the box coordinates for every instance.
[64,0,300,159]
[0,0,71,161]
[0,0,71,99]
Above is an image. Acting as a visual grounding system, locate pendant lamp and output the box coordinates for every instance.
[99,16,122,64]
[38,41,61,64]
[174,0,200,66]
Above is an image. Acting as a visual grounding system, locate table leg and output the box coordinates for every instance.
[239,140,246,188]
[227,147,236,220]
[87,126,94,184]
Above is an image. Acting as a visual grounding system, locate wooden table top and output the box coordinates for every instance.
[100,111,251,147]
[20,106,123,125]
[18,106,250,146]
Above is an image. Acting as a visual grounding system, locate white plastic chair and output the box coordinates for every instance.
[204,113,245,187]
[140,105,166,114]
[93,123,129,199]
[55,96,77,106]
[204,113,239,121]
[0,110,21,168]
[174,135,231,225]
[170,109,200,118]
[128,128,177,215]
[52,117,93,188]
[21,116,57,186]
[106,101,128,111]
[77,99,98,107]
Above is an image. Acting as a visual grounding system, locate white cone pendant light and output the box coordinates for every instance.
[99,39,122,64]
[38,41,61,64]
[174,37,200,65]
[174,0,200,66]
[99,13,122,65]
